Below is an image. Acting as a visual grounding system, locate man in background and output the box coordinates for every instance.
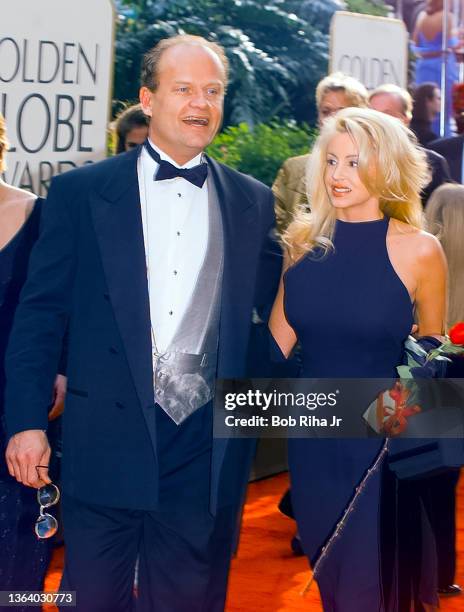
[428,82,464,183]
[272,72,369,235]
[369,83,452,206]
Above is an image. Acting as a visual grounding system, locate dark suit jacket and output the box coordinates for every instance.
[428,135,464,184]
[422,148,453,207]
[4,147,281,513]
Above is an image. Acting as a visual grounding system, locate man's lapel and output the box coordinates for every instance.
[206,157,260,377]
[89,148,154,411]
[87,152,260,415]
[207,157,262,513]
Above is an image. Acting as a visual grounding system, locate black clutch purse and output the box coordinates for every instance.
[388,438,464,479]
[388,336,464,479]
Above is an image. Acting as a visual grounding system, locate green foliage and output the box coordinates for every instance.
[345,0,389,16]
[206,121,315,186]
[114,0,342,127]
[114,0,391,130]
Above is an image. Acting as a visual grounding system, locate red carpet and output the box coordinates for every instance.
[44,472,464,611]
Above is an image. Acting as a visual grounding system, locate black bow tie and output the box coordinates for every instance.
[143,140,208,189]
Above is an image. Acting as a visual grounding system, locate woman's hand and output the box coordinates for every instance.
[48,374,67,421]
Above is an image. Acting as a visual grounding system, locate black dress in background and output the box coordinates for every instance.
[0,199,52,596]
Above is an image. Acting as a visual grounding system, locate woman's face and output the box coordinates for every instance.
[426,0,442,14]
[318,91,349,126]
[429,88,442,116]
[124,125,149,151]
[324,131,379,219]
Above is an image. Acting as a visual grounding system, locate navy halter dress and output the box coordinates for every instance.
[284,217,438,610]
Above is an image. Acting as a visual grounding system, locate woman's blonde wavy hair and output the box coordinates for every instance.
[283,107,429,261]
[0,112,8,173]
[425,183,464,328]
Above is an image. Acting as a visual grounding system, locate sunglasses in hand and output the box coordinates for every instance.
[35,482,60,539]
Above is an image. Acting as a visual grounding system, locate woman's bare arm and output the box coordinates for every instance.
[415,233,448,338]
[269,252,298,358]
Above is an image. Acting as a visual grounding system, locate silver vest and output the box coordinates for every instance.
[153,178,223,424]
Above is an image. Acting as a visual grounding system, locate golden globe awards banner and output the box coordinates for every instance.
[1,0,115,195]
[330,12,408,90]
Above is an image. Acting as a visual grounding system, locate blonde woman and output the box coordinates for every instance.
[272,72,369,235]
[270,107,447,610]
[426,183,464,330]
[425,183,464,596]
[0,113,65,594]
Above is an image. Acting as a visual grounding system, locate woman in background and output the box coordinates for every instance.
[114,103,149,154]
[412,0,458,137]
[270,107,446,610]
[427,183,464,329]
[410,82,442,146]
[0,113,65,597]
[425,183,464,597]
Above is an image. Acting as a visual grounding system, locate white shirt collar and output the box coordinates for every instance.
[147,137,203,169]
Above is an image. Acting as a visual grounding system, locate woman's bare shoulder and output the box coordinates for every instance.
[0,184,36,216]
[415,231,445,263]
[389,218,443,258]
[388,217,421,238]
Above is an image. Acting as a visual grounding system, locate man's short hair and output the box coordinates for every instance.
[141,35,229,92]
[369,84,413,121]
[315,72,369,110]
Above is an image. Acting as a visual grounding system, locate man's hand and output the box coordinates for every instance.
[5,430,51,488]
[48,374,67,421]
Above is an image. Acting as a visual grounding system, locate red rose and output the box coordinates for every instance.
[449,322,464,345]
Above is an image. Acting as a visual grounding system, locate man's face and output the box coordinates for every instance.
[140,44,225,165]
[318,91,349,126]
[369,92,409,126]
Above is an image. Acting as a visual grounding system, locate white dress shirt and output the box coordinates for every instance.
[138,139,209,354]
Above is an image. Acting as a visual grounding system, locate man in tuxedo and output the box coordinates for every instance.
[4,35,280,611]
[369,84,452,206]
